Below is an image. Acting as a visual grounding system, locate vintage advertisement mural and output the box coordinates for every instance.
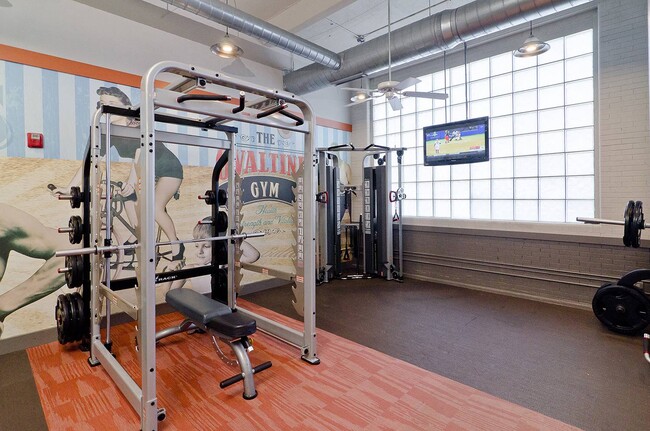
[0,59,350,341]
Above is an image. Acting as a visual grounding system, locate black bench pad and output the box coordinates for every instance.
[166,289,256,338]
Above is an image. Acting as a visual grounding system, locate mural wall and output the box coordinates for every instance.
[0,59,351,341]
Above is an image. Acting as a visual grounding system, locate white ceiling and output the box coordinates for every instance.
[75,0,475,72]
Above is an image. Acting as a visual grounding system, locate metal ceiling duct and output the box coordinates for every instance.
[284,0,592,94]
[160,0,341,69]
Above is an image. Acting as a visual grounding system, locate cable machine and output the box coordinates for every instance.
[317,144,405,282]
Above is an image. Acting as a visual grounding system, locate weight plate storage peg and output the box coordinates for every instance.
[592,283,650,334]
[64,255,84,289]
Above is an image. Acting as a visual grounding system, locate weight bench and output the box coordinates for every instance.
[156,288,272,399]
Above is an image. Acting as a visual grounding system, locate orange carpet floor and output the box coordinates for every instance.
[27,300,580,430]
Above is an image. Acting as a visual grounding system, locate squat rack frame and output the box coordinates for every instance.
[72,62,318,430]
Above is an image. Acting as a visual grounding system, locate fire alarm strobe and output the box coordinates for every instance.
[27,132,44,148]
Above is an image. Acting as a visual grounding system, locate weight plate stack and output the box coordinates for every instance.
[55,292,86,344]
[592,283,650,335]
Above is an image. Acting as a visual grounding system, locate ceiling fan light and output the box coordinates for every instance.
[210,34,243,59]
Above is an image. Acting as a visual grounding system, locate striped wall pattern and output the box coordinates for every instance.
[27,302,580,431]
[0,60,351,165]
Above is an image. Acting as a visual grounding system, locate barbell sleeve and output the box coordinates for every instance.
[58,227,74,233]
[576,217,648,229]
[575,217,625,226]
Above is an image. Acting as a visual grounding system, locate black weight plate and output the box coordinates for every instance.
[217,189,227,206]
[203,190,215,205]
[632,201,644,248]
[64,255,84,289]
[215,211,228,232]
[623,200,635,247]
[69,186,82,209]
[72,292,85,342]
[592,284,650,335]
[66,293,79,342]
[68,215,83,244]
[55,294,71,344]
[213,241,227,265]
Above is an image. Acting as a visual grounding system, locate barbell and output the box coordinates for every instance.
[56,231,264,289]
[56,231,264,258]
[576,200,645,248]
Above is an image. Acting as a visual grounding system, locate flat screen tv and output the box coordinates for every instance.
[423,116,489,166]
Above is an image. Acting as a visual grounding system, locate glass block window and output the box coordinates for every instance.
[373,29,595,222]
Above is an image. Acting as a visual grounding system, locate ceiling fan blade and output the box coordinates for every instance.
[387,96,403,111]
[338,87,374,93]
[393,77,420,91]
[345,98,372,108]
[402,91,449,100]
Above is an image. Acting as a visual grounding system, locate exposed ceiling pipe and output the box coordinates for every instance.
[284,0,592,95]
[160,0,342,70]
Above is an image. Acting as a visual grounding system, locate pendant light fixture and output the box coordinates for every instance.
[210,1,243,58]
[513,21,550,58]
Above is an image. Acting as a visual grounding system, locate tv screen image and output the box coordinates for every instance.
[423,116,489,166]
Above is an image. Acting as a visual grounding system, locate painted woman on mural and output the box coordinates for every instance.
[52,87,186,263]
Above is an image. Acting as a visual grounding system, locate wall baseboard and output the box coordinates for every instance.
[404,272,592,311]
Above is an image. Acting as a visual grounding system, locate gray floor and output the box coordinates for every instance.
[242,278,650,431]
[0,350,47,431]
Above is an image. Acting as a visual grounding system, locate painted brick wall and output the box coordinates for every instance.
[400,226,650,308]
[598,0,650,218]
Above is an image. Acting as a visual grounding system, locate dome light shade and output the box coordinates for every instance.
[211,33,243,59]
[513,22,550,58]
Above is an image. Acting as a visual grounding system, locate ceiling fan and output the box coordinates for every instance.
[340,0,448,111]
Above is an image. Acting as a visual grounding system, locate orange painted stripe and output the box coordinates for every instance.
[316,116,352,132]
[0,44,142,88]
[0,44,352,132]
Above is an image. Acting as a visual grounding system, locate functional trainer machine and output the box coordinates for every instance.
[317,144,405,282]
[55,61,320,429]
